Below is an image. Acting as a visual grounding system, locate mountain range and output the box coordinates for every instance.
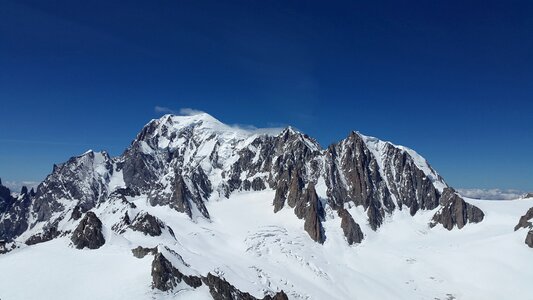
[0,112,531,300]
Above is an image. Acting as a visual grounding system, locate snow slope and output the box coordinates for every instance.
[1,191,531,300]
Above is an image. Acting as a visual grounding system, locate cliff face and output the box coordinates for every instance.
[429,188,484,230]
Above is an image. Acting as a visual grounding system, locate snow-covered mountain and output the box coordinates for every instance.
[1,112,532,300]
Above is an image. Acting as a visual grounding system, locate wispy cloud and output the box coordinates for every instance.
[179,108,205,116]
[457,188,526,200]
[154,106,205,116]
[229,124,285,136]
[154,106,177,114]
[154,106,286,135]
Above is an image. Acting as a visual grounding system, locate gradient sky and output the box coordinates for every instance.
[1,0,532,191]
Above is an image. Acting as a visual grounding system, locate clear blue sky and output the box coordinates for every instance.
[1,0,532,190]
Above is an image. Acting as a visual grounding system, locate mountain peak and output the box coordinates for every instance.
[160,111,221,126]
[137,113,284,148]
[280,126,298,135]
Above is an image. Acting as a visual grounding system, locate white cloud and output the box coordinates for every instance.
[229,123,285,136]
[178,108,205,116]
[154,106,206,116]
[154,106,177,114]
[457,188,526,200]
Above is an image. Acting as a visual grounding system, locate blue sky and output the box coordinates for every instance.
[1,0,532,191]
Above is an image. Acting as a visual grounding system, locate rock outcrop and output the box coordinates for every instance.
[150,250,289,299]
[274,176,325,243]
[514,207,533,231]
[131,246,158,258]
[338,208,364,245]
[199,273,288,300]
[70,205,83,221]
[151,252,202,291]
[0,182,32,242]
[130,212,165,236]
[202,273,259,300]
[324,132,445,231]
[25,224,61,245]
[430,188,485,230]
[526,230,533,248]
[302,184,325,243]
[0,179,14,212]
[32,151,113,224]
[202,273,289,300]
[514,208,533,248]
[71,212,105,249]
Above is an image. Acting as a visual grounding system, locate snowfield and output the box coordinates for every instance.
[1,191,532,300]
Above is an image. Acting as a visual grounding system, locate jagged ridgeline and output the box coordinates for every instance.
[0,113,484,243]
[0,113,486,297]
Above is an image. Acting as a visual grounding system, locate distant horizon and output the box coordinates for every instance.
[2,0,532,191]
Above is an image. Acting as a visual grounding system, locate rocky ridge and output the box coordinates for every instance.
[0,112,492,297]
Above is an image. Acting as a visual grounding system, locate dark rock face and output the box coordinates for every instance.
[151,252,202,291]
[121,119,214,219]
[0,240,16,254]
[130,212,165,236]
[325,132,445,231]
[430,188,485,230]
[32,151,113,224]
[273,171,325,243]
[170,175,194,217]
[516,208,533,248]
[325,133,391,231]
[0,240,7,254]
[258,131,327,243]
[266,292,289,300]
[526,230,533,248]
[202,273,258,300]
[272,170,290,213]
[131,246,158,258]
[381,144,440,214]
[71,212,105,249]
[0,182,32,242]
[146,172,210,219]
[302,184,325,243]
[151,250,289,299]
[70,205,83,221]
[338,208,364,245]
[514,207,533,231]
[20,186,28,196]
[111,212,131,233]
[251,177,266,191]
[326,133,390,213]
[0,179,14,213]
[25,224,61,245]
[202,274,288,300]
